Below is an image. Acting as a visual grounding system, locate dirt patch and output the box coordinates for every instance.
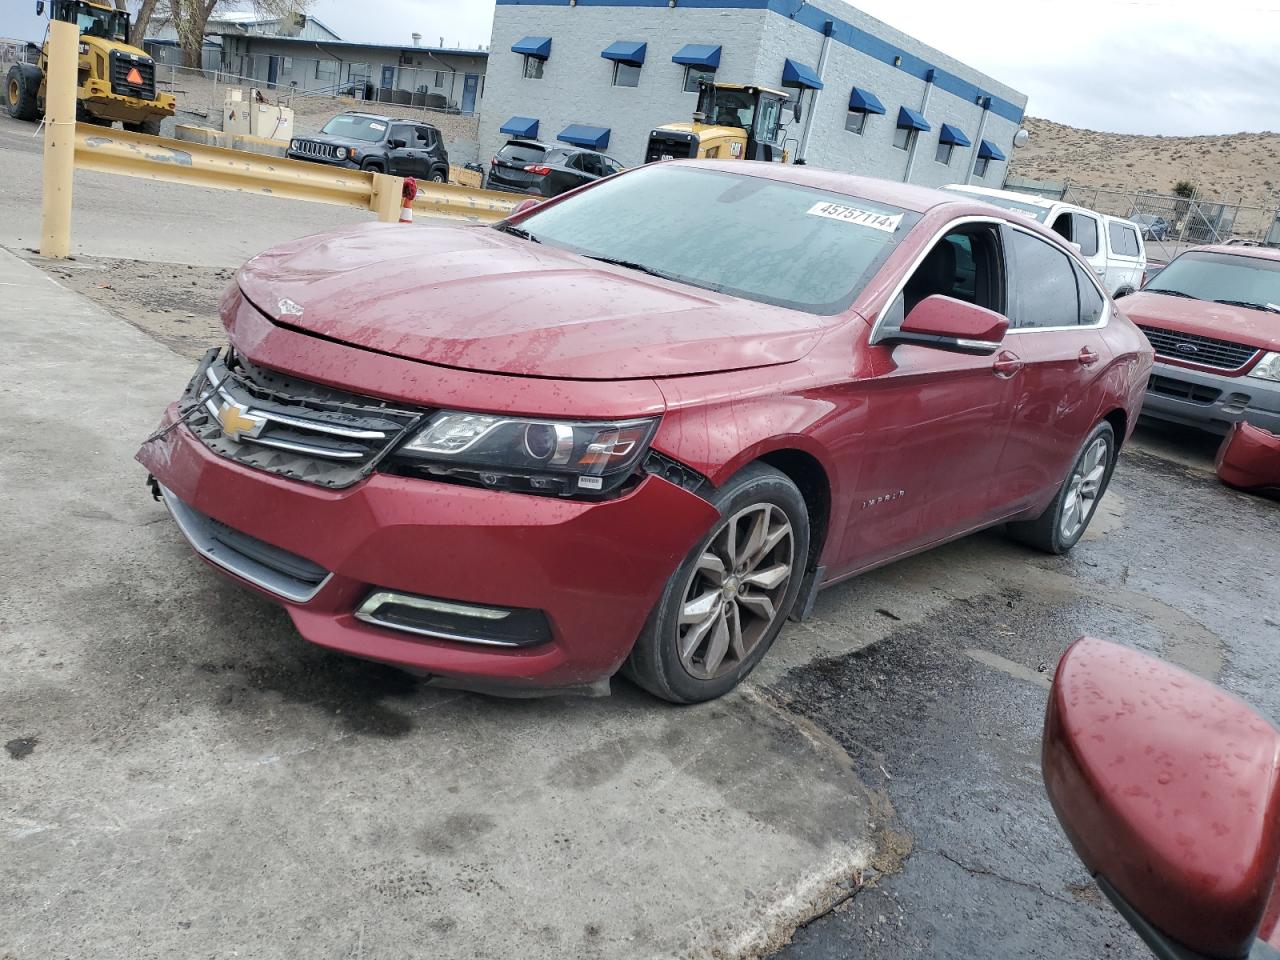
[28,254,231,361]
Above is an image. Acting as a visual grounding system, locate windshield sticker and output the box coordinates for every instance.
[368,121,386,131]
[806,202,903,233]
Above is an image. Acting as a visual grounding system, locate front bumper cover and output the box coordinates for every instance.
[1141,360,1280,435]
[137,405,719,693]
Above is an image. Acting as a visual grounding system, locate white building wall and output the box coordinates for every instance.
[479,0,1026,185]
[480,6,772,167]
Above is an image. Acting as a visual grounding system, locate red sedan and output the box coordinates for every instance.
[137,161,1153,702]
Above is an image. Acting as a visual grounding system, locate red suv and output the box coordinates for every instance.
[137,161,1152,702]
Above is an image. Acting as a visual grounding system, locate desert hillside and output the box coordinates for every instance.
[1009,117,1280,211]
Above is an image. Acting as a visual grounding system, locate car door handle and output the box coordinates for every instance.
[1078,347,1100,366]
[992,350,1023,378]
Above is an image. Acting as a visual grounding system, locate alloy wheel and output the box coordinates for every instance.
[677,503,794,681]
[1060,436,1109,541]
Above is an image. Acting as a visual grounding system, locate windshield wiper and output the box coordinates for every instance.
[581,255,681,282]
[1148,289,1199,300]
[496,224,540,243]
[1213,299,1280,314]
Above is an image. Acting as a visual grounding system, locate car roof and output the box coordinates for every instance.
[675,160,986,214]
[944,183,1058,210]
[341,112,427,125]
[1187,244,1280,263]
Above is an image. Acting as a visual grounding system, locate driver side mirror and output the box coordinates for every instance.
[36,0,45,14]
[387,137,407,150]
[885,294,1007,355]
[1044,637,1280,960]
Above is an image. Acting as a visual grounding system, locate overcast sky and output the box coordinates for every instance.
[3,0,1276,135]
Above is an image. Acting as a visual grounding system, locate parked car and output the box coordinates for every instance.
[944,184,1147,298]
[1044,636,1280,960]
[1122,244,1280,435]
[1129,212,1171,241]
[288,112,449,182]
[137,161,1152,703]
[487,139,624,197]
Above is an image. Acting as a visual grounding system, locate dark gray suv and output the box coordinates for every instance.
[289,112,450,182]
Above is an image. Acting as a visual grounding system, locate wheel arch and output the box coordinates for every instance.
[1101,407,1128,449]
[753,447,832,573]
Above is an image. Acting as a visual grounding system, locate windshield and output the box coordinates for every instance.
[709,89,756,130]
[72,2,129,41]
[1146,251,1280,313]
[942,188,1051,223]
[507,165,921,315]
[318,115,387,142]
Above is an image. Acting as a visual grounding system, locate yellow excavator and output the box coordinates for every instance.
[645,80,799,164]
[6,0,175,133]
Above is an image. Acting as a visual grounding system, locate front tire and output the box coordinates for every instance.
[6,64,40,121]
[625,463,810,704]
[1008,421,1116,554]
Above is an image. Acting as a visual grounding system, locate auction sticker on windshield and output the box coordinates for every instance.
[806,202,903,233]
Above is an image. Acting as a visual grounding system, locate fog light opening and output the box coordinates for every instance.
[355,590,552,648]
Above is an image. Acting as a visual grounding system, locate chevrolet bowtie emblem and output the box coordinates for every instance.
[216,400,265,442]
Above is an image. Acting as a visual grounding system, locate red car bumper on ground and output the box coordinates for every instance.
[1216,420,1280,495]
[138,406,719,694]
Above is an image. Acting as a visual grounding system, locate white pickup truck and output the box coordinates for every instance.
[944,184,1147,298]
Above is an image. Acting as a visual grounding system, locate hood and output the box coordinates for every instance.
[296,133,371,149]
[82,35,149,60]
[236,222,828,380]
[1122,291,1280,352]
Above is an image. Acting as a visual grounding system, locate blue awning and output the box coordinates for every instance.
[500,116,539,139]
[938,123,971,146]
[897,106,931,131]
[671,43,721,69]
[978,139,1007,161]
[558,124,610,150]
[781,58,823,90]
[601,41,646,66]
[848,86,885,115]
[511,36,551,60]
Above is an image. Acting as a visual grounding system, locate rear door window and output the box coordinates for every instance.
[1007,229,1081,328]
[1108,222,1141,257]
[1074,262,1106,325]
[1072,213,1100,257]
[415,125,438,149]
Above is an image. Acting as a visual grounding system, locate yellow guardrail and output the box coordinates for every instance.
[73,124,522,227]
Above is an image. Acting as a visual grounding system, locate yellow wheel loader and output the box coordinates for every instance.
[6,0,176,133]
[645,80,799,164]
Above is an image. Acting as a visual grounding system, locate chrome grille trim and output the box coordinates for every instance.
[1138,325,1261,372]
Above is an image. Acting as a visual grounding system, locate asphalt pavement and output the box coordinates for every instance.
[2,108,1279,958]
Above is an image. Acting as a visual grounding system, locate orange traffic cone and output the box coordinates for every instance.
[400,177,417,224]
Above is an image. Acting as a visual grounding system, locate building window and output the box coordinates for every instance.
[435,70,443,87]
[522,55,543,80]
[893,126,915,151]
[683,65,714,93]
[613,61,641,87]
[316,59,338,86]
[974,156,990,178]
[935,141,953,165]
[846,110,868,135]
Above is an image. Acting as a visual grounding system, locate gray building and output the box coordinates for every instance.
[213,35,489,114]
[479,0,1026,187]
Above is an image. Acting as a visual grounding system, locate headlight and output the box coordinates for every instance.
[1248,351,1280,383]
[395,411,659,496]
[335,147,348,159]
[290,139,300,150]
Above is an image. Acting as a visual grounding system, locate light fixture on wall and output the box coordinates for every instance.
[893,56,901,66]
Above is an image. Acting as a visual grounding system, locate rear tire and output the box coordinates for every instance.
[6,64,40,122]
[430,169,446,183]
[1007,421,1116,555]
[625,463,810,704]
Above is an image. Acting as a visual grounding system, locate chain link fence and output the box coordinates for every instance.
[1061,184,1280,261]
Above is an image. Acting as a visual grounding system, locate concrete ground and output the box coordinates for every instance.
[3,110,1280,959]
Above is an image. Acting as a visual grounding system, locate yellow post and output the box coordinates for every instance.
[369,172,404,223]
[40,19,78,258]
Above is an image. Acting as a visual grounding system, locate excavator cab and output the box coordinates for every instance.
[645,80,798,164]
